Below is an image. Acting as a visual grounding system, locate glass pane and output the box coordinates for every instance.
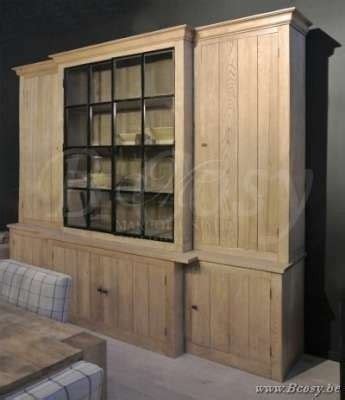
[65,152,87,188]
[116,192,141,235]
[65,67,88,106]
[114,56,141,100]
[145,51,174,97]
[145,148,173,193]
[66,107,88,147]
[144,194,173,240]
[115,100,141,145]
[91,104,112,146]
[115,147,141,191]
[144,97,174,145]
[89,190,112,231]
[66,189,87,227]
[90,149,112,190]
[90,62,112,103]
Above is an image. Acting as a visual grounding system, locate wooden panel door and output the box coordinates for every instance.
[186,263,272,374]
[194,32,279,254]
[51,243,91,321]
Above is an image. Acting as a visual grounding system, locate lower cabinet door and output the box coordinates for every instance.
[186,262,272,377]
[50,242,172,354]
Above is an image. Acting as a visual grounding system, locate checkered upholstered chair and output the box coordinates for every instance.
[5,361,104,400]
[0,259,72,322]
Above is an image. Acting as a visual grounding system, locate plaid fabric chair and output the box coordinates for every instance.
[0,259,72,322]
[5,361,104,400]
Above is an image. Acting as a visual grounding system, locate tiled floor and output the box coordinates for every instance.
[101,334,340,400]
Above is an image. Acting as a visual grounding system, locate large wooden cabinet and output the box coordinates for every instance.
[10,8,311,381]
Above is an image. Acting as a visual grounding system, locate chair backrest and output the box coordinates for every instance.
[5,361,104,400]
[0,259,72,322]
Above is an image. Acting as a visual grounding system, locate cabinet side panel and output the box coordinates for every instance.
[219,39,239,248]
[290,28,306,260]
[238,36,258,250]
[19,73,59,227]
[258,34,279,253]
[194,42,220,246]
[20,77,38,223]
[248,275,271,363]
[283,260,304,375]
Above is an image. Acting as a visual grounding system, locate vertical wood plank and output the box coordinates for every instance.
[270,272,284,381]
[277,25,291,262]
[190,266,211,347]
[22,236,33,264]
[249,275,271,363]
[229,270,249,357]
[31,238,42,266]
[219,39,239,248]
[149,265,167,340]
[117,259,133,331]
[77,250,91,321]
[51,246,65,273]
[64,247,78,318]
[102,256,118,328]
[238,36,258,250]
[210,269,230,352]
[133,263,150,336]
[194,42,220,246]
[258,34,279,253]
[90,254,104,324]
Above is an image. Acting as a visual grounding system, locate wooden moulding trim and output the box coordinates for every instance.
[49,25,194,64]
[7,223,198,265]
[195,7,312,40]
[12,59,58,77]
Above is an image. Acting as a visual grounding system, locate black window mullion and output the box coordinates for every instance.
[140,54,145,238]
[86,65,91,229]
[112,60,116,234]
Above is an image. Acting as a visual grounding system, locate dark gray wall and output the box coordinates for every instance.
[0,0,344,360]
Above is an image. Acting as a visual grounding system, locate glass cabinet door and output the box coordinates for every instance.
[90,149,112,190]
[65,152,87,188]
[115,147,141,192]
[65,189,88,228]
[144,194,173,240]
[65,66,88,106]
[114,56,141,100]
[115,100,141,145]
[91,104,112,146]
[91,62,112,103]
[144,51,174,97]
[64,48,175,242]
[89,190,112,232]
[144,97,174,145]
[145,148,174,193]
[116,192,142,235]
[65,107,88,147]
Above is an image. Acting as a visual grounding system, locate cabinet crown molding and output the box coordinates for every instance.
[195,7,312,40]
[49,24,193,65]
[12,59,57,77]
